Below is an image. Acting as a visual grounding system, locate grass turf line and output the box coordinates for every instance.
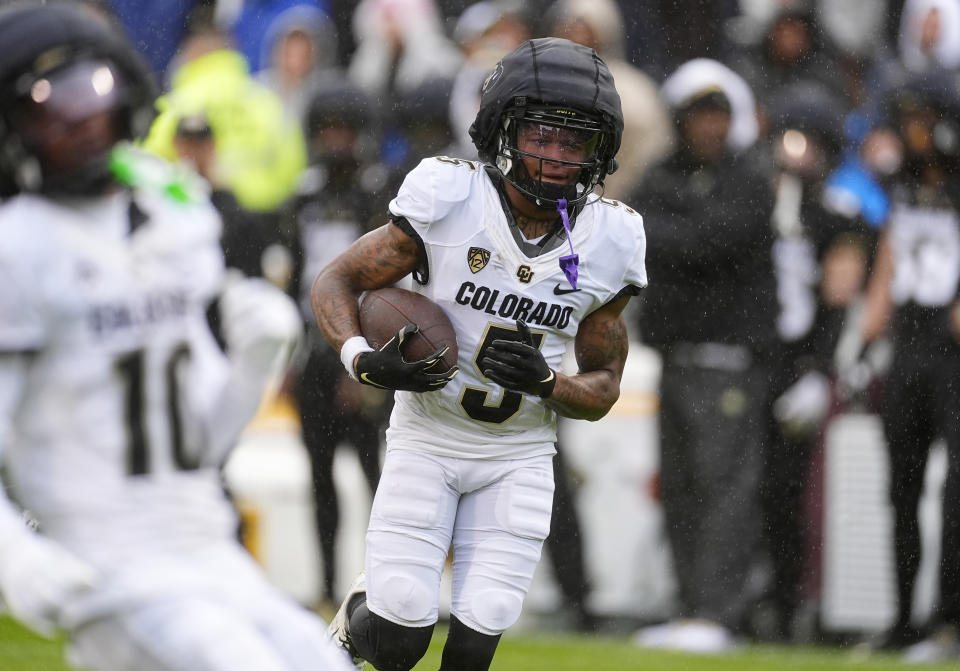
[1,616,956,670]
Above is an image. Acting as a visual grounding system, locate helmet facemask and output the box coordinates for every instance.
[495,104,609,209]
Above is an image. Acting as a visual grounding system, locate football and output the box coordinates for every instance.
[358,287,459,373]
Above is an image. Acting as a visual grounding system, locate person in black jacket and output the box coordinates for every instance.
[172,113,289,283]
[856,72,960,661]
[282,77,395,608]
[759,81,876,642]
[630,70,778,652]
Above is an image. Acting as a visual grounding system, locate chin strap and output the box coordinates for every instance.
[557,198,579,289]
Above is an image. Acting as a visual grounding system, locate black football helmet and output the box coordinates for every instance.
[469,37,623,209]
[0,2,157,196]
[304,76,381,166]
[882,70,960,171]
[305,77,379,138]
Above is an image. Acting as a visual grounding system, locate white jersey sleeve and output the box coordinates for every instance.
[887,203,960,307]
[390,156,483,231]
[0,200,50,351]
[593,196,648,295]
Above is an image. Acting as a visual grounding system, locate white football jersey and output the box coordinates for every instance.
[386,156,647,459]
[887,202,960,307]
[0,153,237,570]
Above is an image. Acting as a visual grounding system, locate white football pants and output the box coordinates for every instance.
[365,449,555,636]
[63,543,353,671]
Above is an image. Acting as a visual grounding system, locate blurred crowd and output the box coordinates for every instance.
[68,0,960,663]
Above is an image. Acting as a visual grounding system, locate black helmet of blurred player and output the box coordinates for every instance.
[767,80,847,181]
[469,37,623,210]
[882,70,960,176]
[303,76,382,193]
[305,76,380,160]
[0,2,157,196]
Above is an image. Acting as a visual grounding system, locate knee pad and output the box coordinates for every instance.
[461,588,524,634]
[370,570,435,625]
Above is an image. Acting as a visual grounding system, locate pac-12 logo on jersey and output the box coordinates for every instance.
[468,247,490,273]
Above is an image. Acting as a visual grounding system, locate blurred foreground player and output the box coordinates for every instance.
[313,37,647,671]
[0,4,353,670]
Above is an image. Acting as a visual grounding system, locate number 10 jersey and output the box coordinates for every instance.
[0,169,234,570]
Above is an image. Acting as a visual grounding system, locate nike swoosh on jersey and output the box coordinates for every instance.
[553,283,581,295]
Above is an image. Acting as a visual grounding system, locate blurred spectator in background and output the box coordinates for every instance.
[735,0,889,106]
[821,125,897,234]
[172,113,292,284]
[105,0,207,80]
[615,0,740,82]
[256,3,343,124]
[538,432,596,632]
[898,0,960,74]
[143,22,307,214]
[862,0,960,124]
[817,0,891,70]
[281,77,393,608]
[348,0,462,98]
[758,81,876,642]
[447,0,532,160]
[854,72,960,662]
[728,2,852,139]
[630,62,778,654]
[392,76,458,173]
[545,0,672,198]
[230,0,332,73]
[658,57,760,156]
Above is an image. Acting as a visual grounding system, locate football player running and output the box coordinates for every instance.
[312,37,647,671]
[0,4,353,671]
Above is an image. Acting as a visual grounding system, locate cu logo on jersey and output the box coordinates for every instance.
[516,264,534,283]
[468,247,490,273]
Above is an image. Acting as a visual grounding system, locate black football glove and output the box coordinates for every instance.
[355,323,458,392]
[481,319,556,398]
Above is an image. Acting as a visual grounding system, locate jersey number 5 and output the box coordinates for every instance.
[460,323,544,423]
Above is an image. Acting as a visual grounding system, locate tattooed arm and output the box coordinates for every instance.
[545,295,631,421]
[310,222,420,351]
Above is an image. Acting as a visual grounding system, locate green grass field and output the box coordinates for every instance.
[2,616,957,671]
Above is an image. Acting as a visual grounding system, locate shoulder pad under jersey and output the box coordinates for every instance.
[390,156,484,224]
